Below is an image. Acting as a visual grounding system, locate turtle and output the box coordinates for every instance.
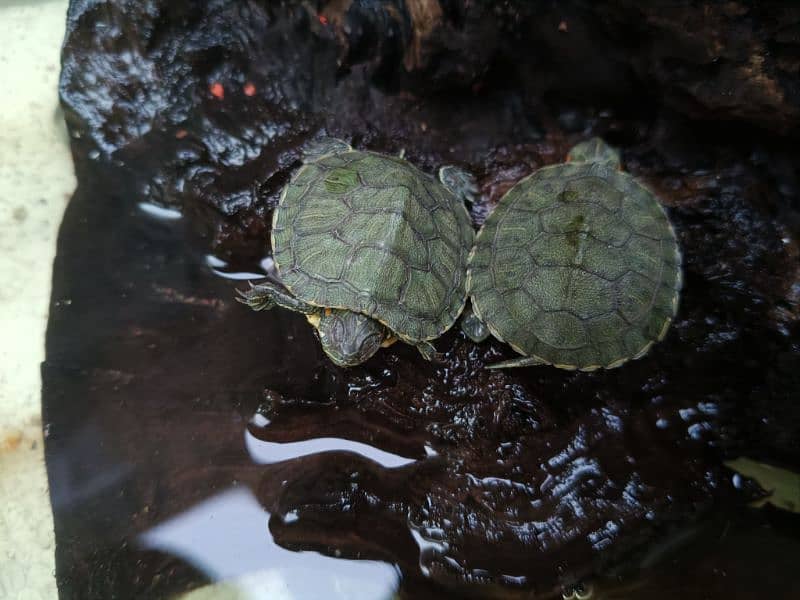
[462,137,682,370]
[238,137,476,367]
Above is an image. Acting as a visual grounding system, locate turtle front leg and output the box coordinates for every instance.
[439,165,478,205]
[486,356,546,369]
[236,280,317,315]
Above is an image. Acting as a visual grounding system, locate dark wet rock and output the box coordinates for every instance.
[60,1,800,261]
[48,0,800,598]
[251,336,729,594]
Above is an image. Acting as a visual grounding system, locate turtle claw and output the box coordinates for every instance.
[236,280,318,315]
[236,283,276,311]
[439,165,478,205]
[234,286,250,303]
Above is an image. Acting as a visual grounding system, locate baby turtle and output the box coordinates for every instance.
[239,138,476,367]
[463,138,681,370]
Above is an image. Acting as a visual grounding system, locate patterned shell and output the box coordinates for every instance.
[272,150,474,342]
[468,161,681,370]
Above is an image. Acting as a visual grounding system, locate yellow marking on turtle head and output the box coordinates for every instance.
[306,313,321,329]
[381,335,398,348]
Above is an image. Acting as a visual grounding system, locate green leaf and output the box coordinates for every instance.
[725,457,800,514]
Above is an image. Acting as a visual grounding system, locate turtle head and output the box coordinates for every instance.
[567,138,621,170]
[312,309,387,367]
[302,137,352,162]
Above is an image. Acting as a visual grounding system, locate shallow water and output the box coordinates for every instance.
[45,1,800,598]
[43,136,800,599]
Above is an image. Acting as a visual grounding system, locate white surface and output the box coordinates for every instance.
[141,487,398,600]
[0,1,74,598]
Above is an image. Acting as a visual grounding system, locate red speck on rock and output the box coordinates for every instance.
[243,82,256,97]
[175,129,188,139]
[318,14,328,26]
[209,82,224,99]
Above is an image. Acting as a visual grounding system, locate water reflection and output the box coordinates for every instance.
[243,384,719,595]
[47,421,133,509]
[138,201,183,220]
[205,255,268,280]
[245,426,417,469]
[139,487,398,599]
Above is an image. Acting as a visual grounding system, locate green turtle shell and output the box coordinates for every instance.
[468,161,681,370]
[272,149,474,342]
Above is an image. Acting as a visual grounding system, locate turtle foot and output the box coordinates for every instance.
[439,165,478,205]
[236,280,316,315]
[236,282,277,311]
[416,341,442,363]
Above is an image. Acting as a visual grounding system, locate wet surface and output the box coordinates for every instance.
[45,1,800,598]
